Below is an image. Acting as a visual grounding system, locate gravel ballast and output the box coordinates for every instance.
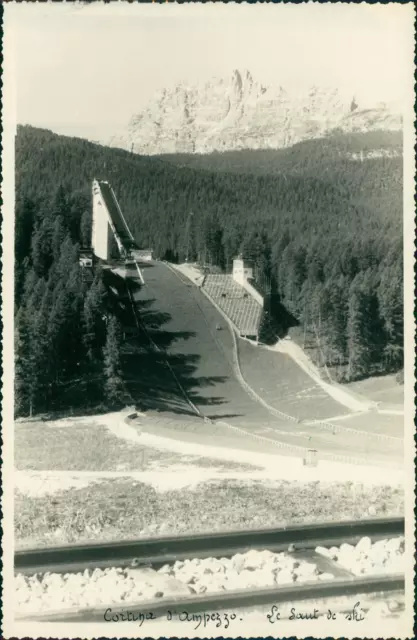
[316,535,405,576]
[15,539,404,616]
[15,551,326,615]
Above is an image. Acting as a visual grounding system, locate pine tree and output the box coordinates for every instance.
[346,283,372,380]
[51,215,67,262]
[15,196,36,305]
[378,260,403,369]
[50,184,68,221]
[14,308,32,416]
[222,224,242,270]
[27,296,52,412]
[320,283,348,370]
[31,217,54,277]
[103,316,127,407]
[83,275,107,357]
[183,212,197,262]
[204,215,225,268]
[15,195,36,264]
[80,210,92,247]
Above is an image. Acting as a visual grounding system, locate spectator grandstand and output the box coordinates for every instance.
[203,274,263,339]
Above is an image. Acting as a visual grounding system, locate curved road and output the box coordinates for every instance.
[128,262,402,466]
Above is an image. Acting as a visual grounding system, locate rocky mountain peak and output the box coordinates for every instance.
[111,71,402,155]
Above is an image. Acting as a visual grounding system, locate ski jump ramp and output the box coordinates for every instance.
[92,179,137,260]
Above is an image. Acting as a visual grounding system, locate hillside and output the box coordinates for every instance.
[157,130,402,176]
[158,130,403,220]
[16,125,403,382]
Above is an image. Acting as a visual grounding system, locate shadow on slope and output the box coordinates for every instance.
[259,294,300,345]
[104,276,243,419]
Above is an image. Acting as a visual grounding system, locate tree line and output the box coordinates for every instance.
[16,125,403,385]
[15,184,128,417]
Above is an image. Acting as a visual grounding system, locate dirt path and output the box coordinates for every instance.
[14,409,404,499]
[108,414,403,486]
[270,340,375,412]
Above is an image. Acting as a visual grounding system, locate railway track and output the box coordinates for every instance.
[15,517,405,622]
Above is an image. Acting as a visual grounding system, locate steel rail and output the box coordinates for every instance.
[15,575,405,623]
[15,517,404,576]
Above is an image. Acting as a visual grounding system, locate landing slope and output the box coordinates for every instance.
[128,263,402,465]
[130,262,269,423]
[238,340,350,421]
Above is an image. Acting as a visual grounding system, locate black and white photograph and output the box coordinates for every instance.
[2,2,415,637]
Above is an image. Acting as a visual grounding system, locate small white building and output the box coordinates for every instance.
[133,249,153,262]
[79,249,94,268]
[232,256,253,285]
[79,249,94,282]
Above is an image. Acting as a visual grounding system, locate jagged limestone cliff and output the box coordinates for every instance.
[111,70,402,155]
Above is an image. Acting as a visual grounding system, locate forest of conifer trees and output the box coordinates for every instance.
[14,183,128,417]
[15,125,403,416]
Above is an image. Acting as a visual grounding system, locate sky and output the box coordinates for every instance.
[4,2,415,143]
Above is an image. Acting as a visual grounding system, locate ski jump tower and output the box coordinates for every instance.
[91,179,136,261]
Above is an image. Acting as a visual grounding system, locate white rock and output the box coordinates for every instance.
[219,557,232,569]
[295,573,315,584]
[295,562,317,576]
[242,550,263,570]
[158,564,173,575]
[275,569,295,585]
[195,583,207,594]
[232,554,245,573]
[196,575,225,593]
[259,571,278,588]
[356,537,372,554]
[318,572,335,581]
[386,537,404,553]
[339,543,355,555]
[233,569,257,588]
[373,539,388,551]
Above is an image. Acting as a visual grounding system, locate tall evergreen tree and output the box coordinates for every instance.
[80,210,92,247]
[204,215,225,268]
[103,316,127,406]
[346,280,373,380]
[14,308,33,416]
[51,215,67,262]
[378,260,403,369]
[31,217,54,277]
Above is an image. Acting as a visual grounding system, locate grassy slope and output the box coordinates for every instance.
[345,375,404,406]
[14,421,257,472]
[328,412,404,438]
[15,478,404,549]
[238,340,349,421]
